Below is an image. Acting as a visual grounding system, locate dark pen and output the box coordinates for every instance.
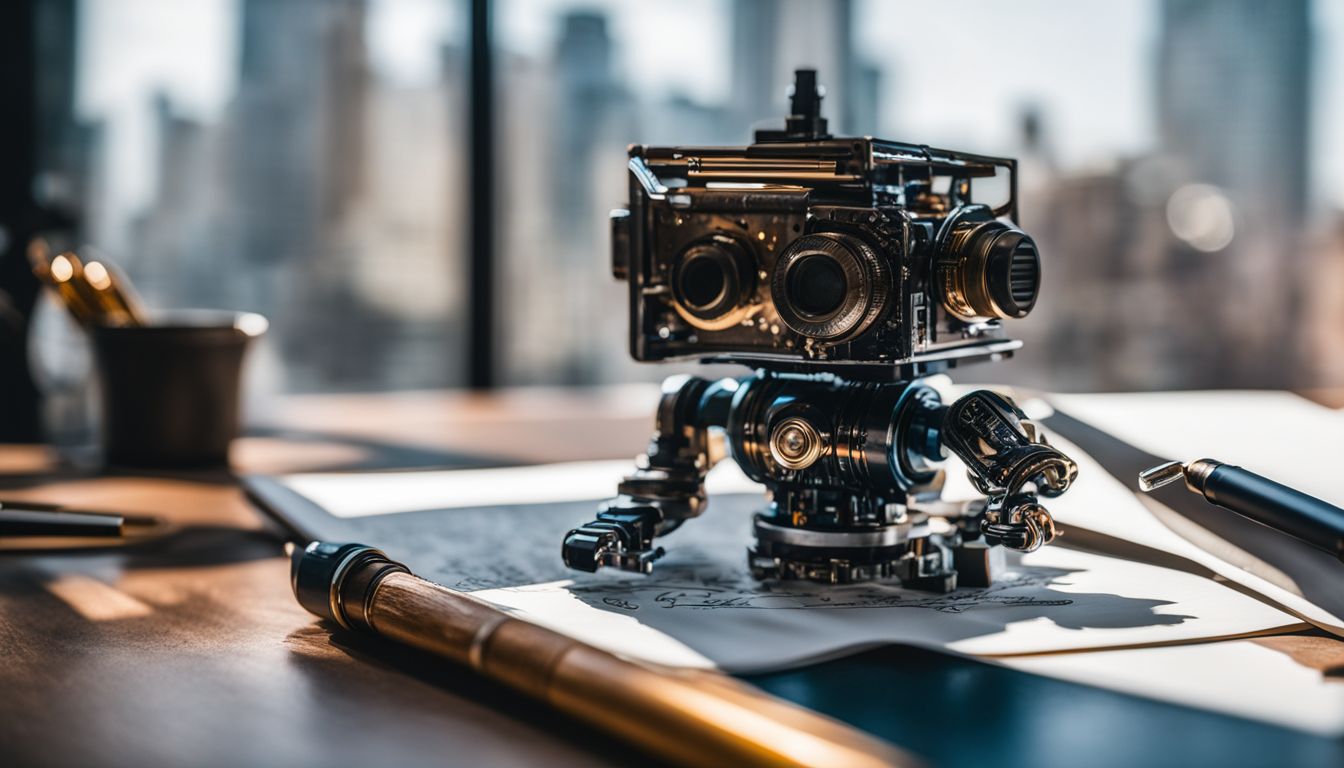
[1138,459,1344,562]
[0,500,156,538]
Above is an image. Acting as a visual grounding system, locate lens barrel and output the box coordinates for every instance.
[670,235,756,330]
[771,232,888,341]
[938,215,1041,321]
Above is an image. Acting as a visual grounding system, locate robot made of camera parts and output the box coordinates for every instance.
[562,69,1078,591]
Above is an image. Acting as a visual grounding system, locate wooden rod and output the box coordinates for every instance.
[291,543,917,768]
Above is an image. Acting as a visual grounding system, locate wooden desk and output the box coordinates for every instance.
[0,388,659,768]
[3,386,1342,767]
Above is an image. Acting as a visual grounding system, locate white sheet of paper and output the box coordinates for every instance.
[281,458,763,517]
[474,544,1301,672]
[1043,391,1344,634]
[1049,391,1344,504]
[265,460,1303,673]
[1000,639,1344,737]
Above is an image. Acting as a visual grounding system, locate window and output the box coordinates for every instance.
[38,0,470,393]
[26,0,1344,395]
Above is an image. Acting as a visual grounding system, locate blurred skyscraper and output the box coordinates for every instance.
[499,3,879,385]
[55,0,1335,394]
[227,0,372,387]
[1000,0,1315,391]
[497,11,637,385]
[130,0,466,392]
[1155,0,1311,385]
[1159,0,1310,224]
[32,0,100,230]
[1305,214,1344,387]
[731,0,868,136]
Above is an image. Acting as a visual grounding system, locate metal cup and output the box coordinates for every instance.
[91,311,267,468]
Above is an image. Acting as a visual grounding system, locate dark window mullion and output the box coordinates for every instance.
[467,0,495,389]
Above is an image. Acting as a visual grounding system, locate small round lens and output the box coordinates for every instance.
[998,238,1040,315]
[936,208,1042,321]
[679,256,728,309]
[787,255,847,317]
[670,235,757,330]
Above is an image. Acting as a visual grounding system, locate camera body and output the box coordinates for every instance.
[614,127,1040,377]
[563,71,1076,589]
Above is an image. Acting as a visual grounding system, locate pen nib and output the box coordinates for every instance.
[1138,460,1186,492]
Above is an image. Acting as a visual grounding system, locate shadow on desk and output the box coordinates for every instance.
[285,622,676,768]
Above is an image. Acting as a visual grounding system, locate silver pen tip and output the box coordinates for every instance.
[1138,460,1186,492]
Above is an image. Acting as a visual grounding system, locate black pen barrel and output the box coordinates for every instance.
[1201,464,1344,561]
[0,508,125,537]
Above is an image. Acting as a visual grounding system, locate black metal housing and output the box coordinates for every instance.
[613,127,1036,379]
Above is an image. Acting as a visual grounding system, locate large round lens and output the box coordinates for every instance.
[679,255,728,309]
[771,232,888,341]
[787,255,847,317]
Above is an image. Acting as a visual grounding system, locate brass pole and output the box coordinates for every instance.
[291,542,918,768]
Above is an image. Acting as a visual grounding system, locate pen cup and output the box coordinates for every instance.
[91,311,267,468]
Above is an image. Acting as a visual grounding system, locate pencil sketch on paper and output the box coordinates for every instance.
[566,565,1076,613]
[257,474,1301,670]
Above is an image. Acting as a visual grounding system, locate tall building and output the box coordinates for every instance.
[131,0,436,391]
[31,0,90,220]
[508,10,639,384]
[226,0,373,389]
[731,0,862,136]
[1158,0,1310,224]
[1304,214,1344,385]
[1155,0,1312,385]
[1003,0,1318,392]
[128,95,218,306]
[128,0,480,392]
[730,0,780,133]
[550,12,632,245]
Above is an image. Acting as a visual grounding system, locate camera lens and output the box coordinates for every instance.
[787,255,847,317]
[938,211,1041,321]
[680,256,728,309]
[772,232,888,341]
[994,236,1040,317]
[671,235,756,330]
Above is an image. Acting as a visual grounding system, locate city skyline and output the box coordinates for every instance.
[73,0,1344,253]
[44,0,1344,392]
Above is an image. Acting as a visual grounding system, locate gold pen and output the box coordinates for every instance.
[27,238,148,327]
[45,250,103,326]
[291,542,918,768]
[28,238,96,324]
[82,258,147,327]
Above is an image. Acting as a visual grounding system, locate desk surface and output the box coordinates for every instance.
[2,387,1342,767]
[0,389,657,768]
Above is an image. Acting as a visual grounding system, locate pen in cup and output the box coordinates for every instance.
[27,238,146,328]
[29,240,100,325]
[82,257,147,327]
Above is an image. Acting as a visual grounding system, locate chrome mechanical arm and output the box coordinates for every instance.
[561,375,726,574]
[940,390,1078,553]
